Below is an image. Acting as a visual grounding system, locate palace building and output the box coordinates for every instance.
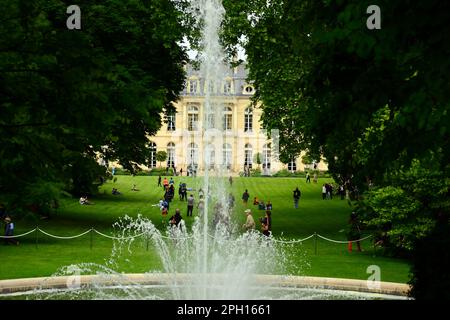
[147,64,326,175]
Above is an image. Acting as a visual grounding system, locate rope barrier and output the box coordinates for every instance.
[93,229,147,240]
[38,228,92,240]
[271,234,316,244]
[317,234,373,244]
[0,228,37,239]
[0,228,374,245]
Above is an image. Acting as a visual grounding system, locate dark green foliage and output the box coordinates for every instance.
[408,215,450,300]
[222,0,450,297]
[155,151,168,167]
[0,0,187,216]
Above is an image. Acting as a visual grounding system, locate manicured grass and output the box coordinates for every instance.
[0,176,411,283]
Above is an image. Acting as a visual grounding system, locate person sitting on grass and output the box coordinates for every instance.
[112,188,121,195]
[265,200,273,211]
[131,184,139,191]
[253,197,259,205]
[169,209,183,229]
[258,200,266,210]
[79,196,93,205]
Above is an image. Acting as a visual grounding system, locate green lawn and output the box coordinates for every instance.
[0,176,411,283]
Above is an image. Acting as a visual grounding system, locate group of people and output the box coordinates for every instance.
[240,188,272,237]
[242,208,272,237]
[321,183,347,200]
[321,183,334,200]
[252,197,273,211]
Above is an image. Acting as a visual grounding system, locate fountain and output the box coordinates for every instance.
[0,0,410,300]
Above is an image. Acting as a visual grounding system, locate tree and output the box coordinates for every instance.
[222,0,450,298]
[156,151,168,168]
[0,0,188,214]
[254,152,262,169]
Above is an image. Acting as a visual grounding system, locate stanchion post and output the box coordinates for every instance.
[90,228,93,250]
[314,232,318,255]
[35,227,39,249]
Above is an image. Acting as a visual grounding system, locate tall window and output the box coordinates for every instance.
[206,144,215,169]
[188,143,198,167]
[223,106,232,131]
[244,143,253,169]
[167,142,176,168]
[188,78,199,95]
[244,107,253,132]
[262,143,271,169]
[188,105,199,131]
[167,113,176,131]
[223,143,232,169]
[149,142,157,168]
[288,158,297,172]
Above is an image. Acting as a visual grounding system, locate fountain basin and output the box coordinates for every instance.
[0,274,410,300]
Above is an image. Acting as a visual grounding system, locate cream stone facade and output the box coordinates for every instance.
[146,64,327,175]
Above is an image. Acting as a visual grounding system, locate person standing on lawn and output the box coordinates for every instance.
[3,216,18,245]
[242,189,250,206]
[293,187,301,209]
[187,194,195,217]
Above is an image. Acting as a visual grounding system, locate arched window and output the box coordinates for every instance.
[205,144,216,170]
[222,143,232,170]
[288,158,297,172]
[262,143,271,169]
[244,107,253,132]
[167,113,176,131]
[187,105,199,131]
[223,105,233,131]
[149,142,157,168]
[167,142,176,168]
[244,143,253,169]
[188,142,198,167]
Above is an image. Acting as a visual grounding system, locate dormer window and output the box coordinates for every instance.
[243,85,254,95]
[188,77,200,94]
[223,79,233,94]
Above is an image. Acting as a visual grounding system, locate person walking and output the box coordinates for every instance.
[158,175,162,187]
[180,168,183,176]
[163,177,169,190]
[229,176,233,186]
[187,194,195,217]
[3,217,19,245]
[293,187,301,209]
[242,189,250,206]
[242,209,256,231]
[322,184,327,200]
[306,172,311,183]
